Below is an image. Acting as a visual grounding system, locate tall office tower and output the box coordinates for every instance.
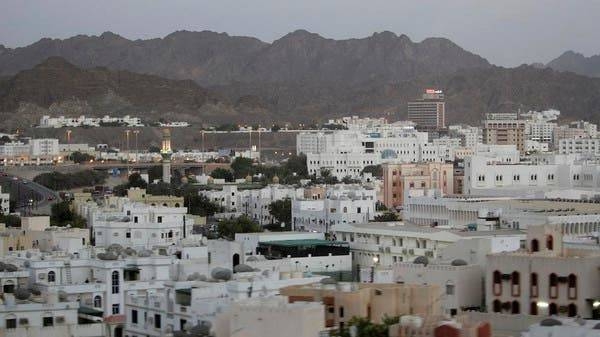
[408,89,446,131]
[161,128,173,183]
[482,113,526,153]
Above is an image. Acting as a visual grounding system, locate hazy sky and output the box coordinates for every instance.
[1,0,599,67]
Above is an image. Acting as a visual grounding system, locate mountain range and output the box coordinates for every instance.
[546,51,600,78]
[1,30,600,128]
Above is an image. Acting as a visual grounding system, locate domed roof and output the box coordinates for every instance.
[451,259,468,266]
[540,318,562,327]
[211,267,232,281]
[14,288,31,300]
[413,256,429,265]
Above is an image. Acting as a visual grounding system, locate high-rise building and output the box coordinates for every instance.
[408,89,446,131]
[482,113,526,153]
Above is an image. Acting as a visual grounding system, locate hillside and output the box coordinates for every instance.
[1,31,600,128]
[547,51,600,78]
[0,30,491,86]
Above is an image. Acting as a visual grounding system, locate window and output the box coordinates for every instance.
[446,283,455,295]
[126,232,131,238]
[112,304,120,314]
[6,318,16,329]
[549,273,558,299]
[112,271,120,294]
[568,274,577,300]
[157,216,162,223]
[180,319,187,330]
[546,235,554,250]
[47,271,56,282]
[131,310,138,324]
[531,239,539,252]
[530,302,538,315]
[493,270,502,296]
[339,306,344,318]
[492,300,501,313]
[43,317,54,327]
[357,207,361,214]
[154,314,162,329]
[530,273,538,298]
[511,271,520,297]
[549,303,558,315]
[568,303,577,317]
[94,295,102,308]
[134,216,138,223]
[511,301,520,314]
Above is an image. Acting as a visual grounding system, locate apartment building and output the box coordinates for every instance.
[482,113,526,153]
[382,162,454,208]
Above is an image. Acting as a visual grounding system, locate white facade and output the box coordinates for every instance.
[292,185,377,232]
[90,202,195,249]
[332,221,523,268]
[30,139,60,156]
[0,186,9,214]
[559,138,600,156]
[404,194,600,231]
[39,115,143,128]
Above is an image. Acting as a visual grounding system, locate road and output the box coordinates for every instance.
[0,173,61,215]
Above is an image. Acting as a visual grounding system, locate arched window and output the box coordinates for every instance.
[568,274,577,300]
[511,271,520,297]
[549,303,558,315]
[511,301,520,314]
[530,273,538,297]
[531,239,539,252]
[530,302,538,315]
[47,271,56,282]
[493,271,502,296]
[174,203,180,207]
[343,207,348,213]
[568,303,577,317]
[546,235,554,250]
[94,295,102,308]
[111,271,119,294]
[549,273,558,299]
[492,300,501,313]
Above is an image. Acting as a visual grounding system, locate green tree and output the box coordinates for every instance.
[148,165,163,183]
[0,213,21,227]
[147,182,172,196]
[284,154,308,178]
[268,198,291,226]
[51,201,86,228]
[217,216,262,240]
[185,194,223,216]
[362,165,383,177]
[231,157,254,179]
[34,170,108,190]
[148,145,161,153]
[210,168,234,182]
[374,211,399,222]
[69,151,95,164]
[128,173,147,188]
[332,316,399,337]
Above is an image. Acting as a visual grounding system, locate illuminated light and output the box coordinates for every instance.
[594,301,600,308]
[537,302,549,308]
[372,256,379,264]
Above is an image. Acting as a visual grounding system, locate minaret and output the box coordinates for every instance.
[161,128,173,183]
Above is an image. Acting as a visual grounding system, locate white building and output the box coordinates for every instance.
[0,186,9,215]
[523,317,600,337]
[39,115,143,128]
[89,201,196,249]
[559,138,600,156]
[463,154,600,198]
[404,194,600,231]
[448,124,482,148]
[199,184,300,226]
[292,184,377,232]
[332,221,523,268]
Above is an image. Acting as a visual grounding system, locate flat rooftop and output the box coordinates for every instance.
[259,239,349,247]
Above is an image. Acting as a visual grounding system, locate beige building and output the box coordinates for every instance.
[408,90,446,131]
[127,188,184,207]
[0,216,89,256]
[482,113,525,153]
[382,162,454,208]
[215,297,325,337]
[486,224,600,318]
[280,282,441,329]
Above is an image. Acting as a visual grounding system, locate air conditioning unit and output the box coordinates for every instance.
[19,318,29,325]
[55,316,65,324]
